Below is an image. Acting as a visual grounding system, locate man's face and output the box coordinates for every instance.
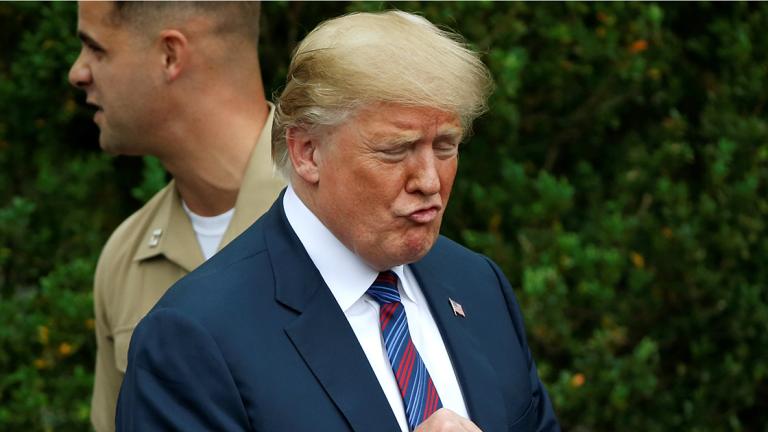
[312,103,462,271]
[68,2,159,155]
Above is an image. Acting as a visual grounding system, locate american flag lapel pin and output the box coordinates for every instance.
[449,298,466,318]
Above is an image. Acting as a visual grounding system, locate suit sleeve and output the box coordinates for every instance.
[116,308,251,432]
[484,256,561,432]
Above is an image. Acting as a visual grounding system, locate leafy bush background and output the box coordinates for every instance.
[2,2,766,431]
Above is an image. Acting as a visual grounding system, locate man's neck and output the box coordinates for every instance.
[163,101,270,216]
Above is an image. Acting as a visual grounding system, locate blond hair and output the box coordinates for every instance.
[272,10,494,178]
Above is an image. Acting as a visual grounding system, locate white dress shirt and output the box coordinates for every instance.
[283,185,469,432]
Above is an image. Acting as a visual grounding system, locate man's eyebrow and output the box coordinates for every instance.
[367,130,421,146]
[435,126,463,141]
[388,135,421,146]
[78,31,104,51]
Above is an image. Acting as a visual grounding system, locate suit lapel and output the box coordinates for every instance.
[411,260,508,431]
[284,289,400,432]
[263,197,399,432]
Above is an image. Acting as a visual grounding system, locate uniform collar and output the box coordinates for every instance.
[132,181,204,272]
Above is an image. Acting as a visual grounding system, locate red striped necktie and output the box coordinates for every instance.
[367,271,442,430]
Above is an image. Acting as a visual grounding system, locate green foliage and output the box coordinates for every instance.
[2,2,767,431]
[439,3,768,431]
[0,2,121,430]
[130,156,166,203]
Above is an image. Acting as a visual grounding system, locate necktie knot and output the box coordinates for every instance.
[367,270,401,305]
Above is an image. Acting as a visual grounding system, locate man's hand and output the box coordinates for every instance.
[414,409,483,432]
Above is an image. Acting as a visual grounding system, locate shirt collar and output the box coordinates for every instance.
[282,185,414,311]
[390,265,417,306]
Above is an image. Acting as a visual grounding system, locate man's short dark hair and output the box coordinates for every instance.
[111,1,262,48]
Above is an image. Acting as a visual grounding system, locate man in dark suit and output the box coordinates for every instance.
[117,10,559,432]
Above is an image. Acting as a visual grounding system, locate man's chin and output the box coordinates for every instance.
[398,235,438,265]
[99,146,123,156]
[99,136,135,156]
[98,141,118,155]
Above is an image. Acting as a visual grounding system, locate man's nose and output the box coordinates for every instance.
[406,149,441,196]
[68,52,92,89]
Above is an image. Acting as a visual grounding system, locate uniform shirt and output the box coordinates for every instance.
[91,104,286,432]
[283,185,469,432]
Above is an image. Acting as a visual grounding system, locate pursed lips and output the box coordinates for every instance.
[403,204,442,224]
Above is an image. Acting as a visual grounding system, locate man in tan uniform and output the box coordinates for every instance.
[67,2,284,430]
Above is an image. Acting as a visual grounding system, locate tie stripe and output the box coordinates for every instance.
[368,271,442,430]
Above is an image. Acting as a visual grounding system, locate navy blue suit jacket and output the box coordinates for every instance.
[116,193,560,431]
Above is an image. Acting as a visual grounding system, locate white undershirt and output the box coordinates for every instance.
[283,185,469,431]
[181,201,234,260]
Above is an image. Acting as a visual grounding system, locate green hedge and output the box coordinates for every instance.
[1,2,766,431]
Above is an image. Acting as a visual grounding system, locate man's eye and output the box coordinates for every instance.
[85,42,105,55]
[435,143,458,156]
[381,147,407,156]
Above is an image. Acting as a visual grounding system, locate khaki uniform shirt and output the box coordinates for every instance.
[90,106,286,432]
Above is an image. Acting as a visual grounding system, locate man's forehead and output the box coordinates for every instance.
[357,105,462,139]
[77,1,114,25]
[76,1,126,44]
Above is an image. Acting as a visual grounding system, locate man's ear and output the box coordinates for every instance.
[286,127,321,184]
[158,29,188,82]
